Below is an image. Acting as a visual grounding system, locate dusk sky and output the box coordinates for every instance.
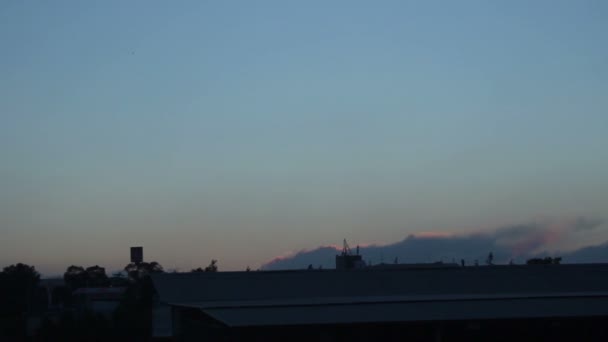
[1,1,607,275]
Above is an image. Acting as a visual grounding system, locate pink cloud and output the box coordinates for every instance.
[262,216,604,269]
[414,231,454,239]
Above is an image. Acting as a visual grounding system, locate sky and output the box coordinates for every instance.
[1,1,607,276]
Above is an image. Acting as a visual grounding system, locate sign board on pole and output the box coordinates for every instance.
[130,246,143,263]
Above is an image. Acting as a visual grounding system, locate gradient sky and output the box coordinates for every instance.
[1,1,607,275]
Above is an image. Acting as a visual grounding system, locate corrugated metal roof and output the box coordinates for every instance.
[152,264,608,326]
[152,264,608,305]
[170,292,608,310]
[175,293,608,326]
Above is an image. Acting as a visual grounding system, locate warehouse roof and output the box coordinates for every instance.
[152,264,608,326]
[171,292,608,326]
[153,264,608,304]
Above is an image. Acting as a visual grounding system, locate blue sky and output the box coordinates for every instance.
[1,1,607,275]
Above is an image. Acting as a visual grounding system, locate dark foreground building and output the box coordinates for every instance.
[152,264,608,341]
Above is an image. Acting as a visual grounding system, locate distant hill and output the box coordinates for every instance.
[263,219,608,270]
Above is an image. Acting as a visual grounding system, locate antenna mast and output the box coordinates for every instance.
[342,239,352,256]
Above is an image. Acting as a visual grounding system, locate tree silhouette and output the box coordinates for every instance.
[1,263,40,288]
[192,259,219,273]
[85,265,109,287]
[526,256,562,265]
[205,259,218,272]
[64,265,87,290]
[112,262,164,339]
[0,263,40,338]
[124,261,164,281]
[64,265,110,289]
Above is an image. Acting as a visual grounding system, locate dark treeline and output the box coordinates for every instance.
[526,256,562,265]
[1,255,562,339]
[0,259,218,340]
[0,263,42,340]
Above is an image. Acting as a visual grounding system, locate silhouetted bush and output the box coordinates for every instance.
[526,257,562,265]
